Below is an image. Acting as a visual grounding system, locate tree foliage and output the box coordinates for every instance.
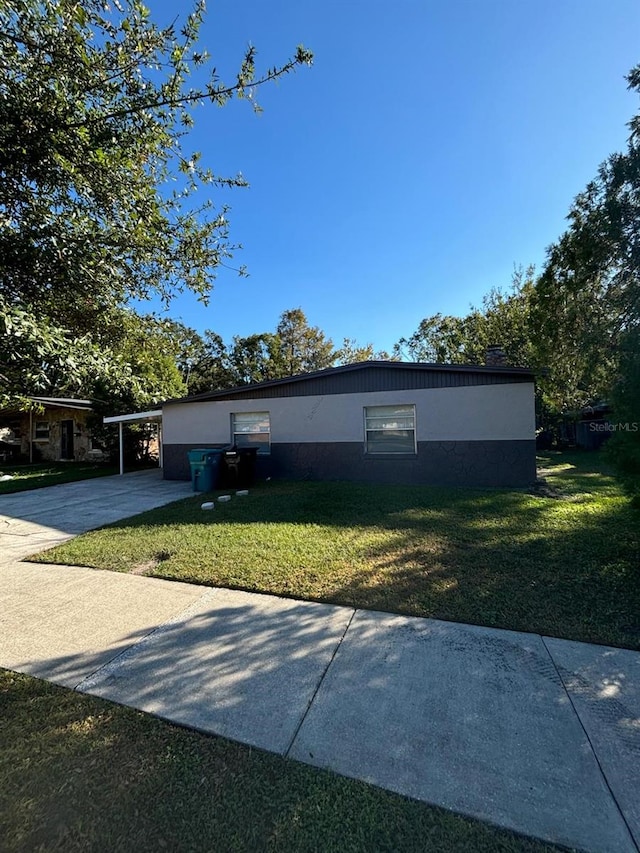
[532,65,640,413]
[0,0,312,318]
[0,0,312,409]
[272,308,336,376]
[0,297,188,417]
[0,296,118,407]
[175,309,396,395]
[173,327,236,396]
[605,328,640,500]
[394,268,537,368]
[228,333,281,386]
[336,338,392,365]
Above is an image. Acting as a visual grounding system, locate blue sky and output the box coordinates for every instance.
[145,0,640,355]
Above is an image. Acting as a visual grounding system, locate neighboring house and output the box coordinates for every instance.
[576,403,612,451]
[161,361,537,488]
[537,403,613,451]
[0,397,97,462]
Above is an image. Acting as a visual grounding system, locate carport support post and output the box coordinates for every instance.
[118,422,124,476]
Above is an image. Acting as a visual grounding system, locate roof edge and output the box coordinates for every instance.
[163,360,537,406]
[103,409,163,425]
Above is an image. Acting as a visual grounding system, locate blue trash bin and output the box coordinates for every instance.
[188,448,225,492]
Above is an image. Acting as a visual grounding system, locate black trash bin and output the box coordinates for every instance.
[187,447,225,492]
[237,447,258,487]
[219,446,258,489]
[219,448,240,489]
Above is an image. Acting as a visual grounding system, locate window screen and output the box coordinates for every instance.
[364,405,416,454]
[34,421,50,440]
[231,412,270,455]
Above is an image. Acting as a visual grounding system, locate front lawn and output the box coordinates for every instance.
[0,462,118,494]
[32,451,640,649]
[0,669,557,853]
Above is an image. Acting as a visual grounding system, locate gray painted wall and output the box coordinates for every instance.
[163,383,535,445]
[163,383,536,487]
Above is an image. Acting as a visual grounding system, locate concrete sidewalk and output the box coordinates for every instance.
[1,474,639,852]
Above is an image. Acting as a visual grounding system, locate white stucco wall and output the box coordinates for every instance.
[163,383,535,445]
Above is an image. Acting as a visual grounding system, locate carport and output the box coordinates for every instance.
[103,409,163,476]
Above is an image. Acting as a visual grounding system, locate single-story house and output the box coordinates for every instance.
[575,403,612,451]
[0,397,96,463]
[161,361,537,488]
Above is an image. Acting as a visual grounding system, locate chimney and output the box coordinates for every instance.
[485,345,507,367]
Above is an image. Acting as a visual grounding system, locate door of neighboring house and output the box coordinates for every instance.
[60,420,75,460]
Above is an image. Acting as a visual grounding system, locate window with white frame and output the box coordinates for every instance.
[364,405,416,454]
[34,421,50,441]
[231,411,271,454]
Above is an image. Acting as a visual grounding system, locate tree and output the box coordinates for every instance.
[336,338,392,364]
[181,329,237,395]
[0,0,312,407]
[228,333,281,385]
[394,267,537,368]
[0,295,199,422]
[273,308,336,376]
[532,64,640,413]
[178,308,342,395]
[528,62,640,485]
[605,328,640,501]
[531,164,633,412]
[115,314,187,406]
[0,296,120,408]
[0,0,312,317]
[394,313,480,363]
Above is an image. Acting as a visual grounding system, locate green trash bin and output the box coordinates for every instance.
[188,448,225,492]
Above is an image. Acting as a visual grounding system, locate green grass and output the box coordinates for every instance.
[0,669,561,853]
[33,451,640,649]
[0,462,118,494]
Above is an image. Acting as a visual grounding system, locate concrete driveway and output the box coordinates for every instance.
[0,468,192,562]
[1,471,639,853]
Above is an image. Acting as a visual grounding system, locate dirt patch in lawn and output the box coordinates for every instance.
[131,550,173,576]
[130,559,158,576]
[529,475,566,499]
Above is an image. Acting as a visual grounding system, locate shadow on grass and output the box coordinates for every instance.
[3,587,635,852]
[0,657,564,853]
[0,463,119,495]
[31,453,640,649]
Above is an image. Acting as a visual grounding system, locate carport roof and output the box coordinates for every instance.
[103,409,162,425]
[31,396,93,410]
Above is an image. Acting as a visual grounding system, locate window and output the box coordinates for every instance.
[34,421,50,441]
[231,412,270,455]
[90,435,105,451]
[364,405,416,454]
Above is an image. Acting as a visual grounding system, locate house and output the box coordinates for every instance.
[0,397,96,463]
[576,403,612,451]
[160,361,537,488]
[536,402,614,451]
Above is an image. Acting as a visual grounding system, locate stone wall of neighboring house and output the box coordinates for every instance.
[18,406,93,462]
